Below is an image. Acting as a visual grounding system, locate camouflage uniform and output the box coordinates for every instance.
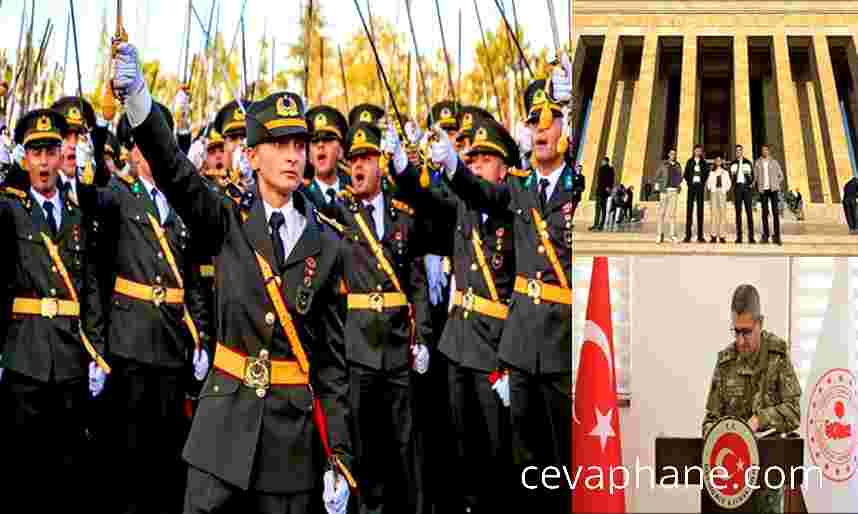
[702,330,802,513]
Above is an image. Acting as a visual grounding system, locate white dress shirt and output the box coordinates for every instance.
[762,159,770,191]
[139,176,170,224]
[31,187,62,228]
[534,164,565,202]
[314,177,340,202]
[263,197,307,261]
[362,192,385,240]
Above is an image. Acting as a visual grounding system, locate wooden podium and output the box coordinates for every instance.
[655,436,807,513]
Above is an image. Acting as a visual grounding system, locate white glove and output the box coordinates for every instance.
[380,124,408,175]
[404,120,421,145]
[192,348,209,381]
[551,53,573,102]
[188,139,206,169]
[429,125,458,173]
[174,88,191,133]
[89,362,106,397]
[113,43,152,128]
[323,469,350,514]
[12,144,26,168]
[75,136,94,170]
[515,122,532,154]
[411,343,430,374]
[492,372,510,407]
[425,254,447,306]
[0,367,3,382]
[0,143,10,166]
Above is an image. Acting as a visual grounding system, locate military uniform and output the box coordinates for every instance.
[78,102,210,514]
[703,331,802,513]
[0,109,108,510]
[393,117,519,512]
[131,90,353,512]
[302,105,352,219]
[318,121,432,513]
[444,80,574,513]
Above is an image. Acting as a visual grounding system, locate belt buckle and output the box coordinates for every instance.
[462,288,475,319]
[369,292,384,313]
[244,349,271,398]
[527,279,542,305]
[41,298,59,319]
[151,286,167,307]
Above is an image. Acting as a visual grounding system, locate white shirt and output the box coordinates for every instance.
[762,159,770,191]
[362,192,385,240]
[139,176,170,224]
[263,197,307,261]
[31,187,62,229]
[314,176,340,203]
[732,161,751,184]
[535,164,565,202]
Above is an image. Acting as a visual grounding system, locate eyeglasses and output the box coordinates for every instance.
[733,327,754,338]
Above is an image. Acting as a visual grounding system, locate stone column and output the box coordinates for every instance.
[805,79,833,204]
[772,32,810,201]
[620,32,661,192]
[580,32,624,200]
[846,35,858,154]
[733,32,754,160]
[677,31,699,210]
[811,33,852,201]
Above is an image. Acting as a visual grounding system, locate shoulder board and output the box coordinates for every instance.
[717,345,737,365]
[507,168,532,178]
[764,333,788,355]
[1,187,27,199]
[391,199,414,216]
[316,210,346,234]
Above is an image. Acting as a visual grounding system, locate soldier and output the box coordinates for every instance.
[213,99,251,186]
[113,42,353,513]
[51,96,98,202]
[0,108,109,510]
[348,103,385,128]
[426,63,574,513]
[455,105,493,161]
[389,117,518,512]
[103,129,125,178]
[304,105,351,216]
[315,120,433,513]
[703,284,802,513]
[77,97,211,513]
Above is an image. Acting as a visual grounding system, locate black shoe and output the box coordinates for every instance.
[735,238,743,244]
[697,237,706,243]
[773,238,782,246]
[710,236,717,243]
[720,237,727,244]
[683,236,692,243]
[748,238,757,244]
[761,236,770,244]
[588,226,596,231]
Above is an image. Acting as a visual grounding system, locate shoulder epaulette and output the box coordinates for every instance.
[764,333,788,355]
[1,187,27,199]
[507,168,532,178]
[316,210,346,234]
[391,199,414,216]
[717,345,737,365]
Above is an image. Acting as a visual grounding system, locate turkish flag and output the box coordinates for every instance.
[572,257,626,513]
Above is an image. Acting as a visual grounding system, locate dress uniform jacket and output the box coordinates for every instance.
[447,160,573,374]
[392,164,515,372]
[131,106,351,494]
[325,189,433,371]
[0,186,105,382]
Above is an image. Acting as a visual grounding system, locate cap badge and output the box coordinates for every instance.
[276,96,299,117]
[67,107,83,124]
[360,110,373,123]
[36,115,52,131]
[315,112,328,128]
[463,113,473,129]
[233,108,245,121]
[474,127,488,143]
[354,129,367,145]
[441,107,452,119]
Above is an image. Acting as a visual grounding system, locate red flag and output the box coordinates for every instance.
[572,257,626,513]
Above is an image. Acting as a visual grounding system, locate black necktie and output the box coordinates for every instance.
[269,212,286,270]
[326,188,336,204]
[44,201,58,237]
[151,188,163,223]
[365,203,379,239]
[58,180,71,194]
[539,178,550,210]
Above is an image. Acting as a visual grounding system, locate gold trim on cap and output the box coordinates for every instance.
[349,142,381,154]
[263,118,308,131]
[24,132,62,146]
[315,126,343,140]
[223,120,246,133]
[470,141,508,159]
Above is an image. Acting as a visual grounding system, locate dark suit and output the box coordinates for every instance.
[392,164,516,512]
[843,177,857,231]
[447,160,572,513]
[0,186,105,511]
[324,188,432,513]
[594,163,615,229]
[684,157,710,240]
[132,106,351,512]
[731,158,755,242]
[77,145,208,514]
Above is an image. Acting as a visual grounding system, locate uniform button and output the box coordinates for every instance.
[158,251,164,259]
[376,285,383,291]
[538,245,545,254]
[470,264,478,271]
[213,385,220,393]
[155,276,162,284]
[50,288,57,296]
[536,271,543,280]
[27,234,32,240]
[265,312,276,325]
[376,264,383,270]
[51,266,58,273]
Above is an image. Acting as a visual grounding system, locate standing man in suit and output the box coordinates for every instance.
[683,144,710,243]
[731,144,756,244]
[590,156,614,231]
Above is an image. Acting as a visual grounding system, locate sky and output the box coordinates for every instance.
[0,0,572,94]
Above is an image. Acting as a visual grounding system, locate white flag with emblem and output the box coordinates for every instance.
[801,258,858,512]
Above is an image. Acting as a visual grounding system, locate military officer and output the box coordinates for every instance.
[77,96,211,513]
[348,103,385,128]
[318,120,433,513]
[389,117,519,512]
[428,65,574,512]
[303,105,351,216]
[113,42,353,513]
[0,108,109,510]
[456,105,494,162]
[703,284,802,513]
[51,96,98,202]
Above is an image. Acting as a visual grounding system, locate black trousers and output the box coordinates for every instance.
[349,363,416,513]
[844,198,857,230]
[508,365,572,514]
[686,186,705,239]
[2,370,91,511]
[759,190,781,240]
[184,465,316,514]
[594,195,608,228]
[734,183,755,241]
[447,362,511,513]
[108,357,189,514]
